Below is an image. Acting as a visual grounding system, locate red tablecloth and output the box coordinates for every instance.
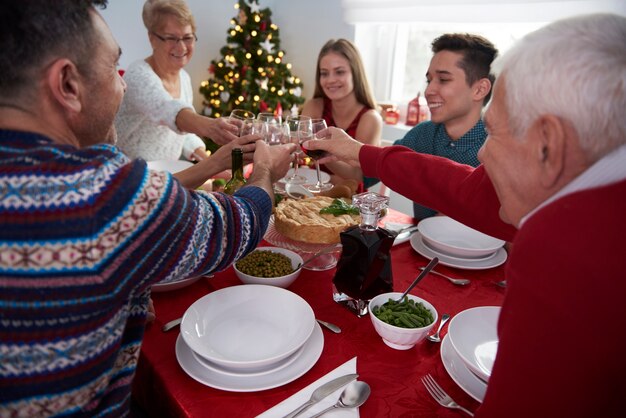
[133,218,506,417]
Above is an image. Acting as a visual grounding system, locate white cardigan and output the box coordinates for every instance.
[115,59,205,161]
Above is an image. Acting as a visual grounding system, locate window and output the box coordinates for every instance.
[355,21,545,104]
[344,0,625,104]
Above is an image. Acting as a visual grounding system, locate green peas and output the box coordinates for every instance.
[235,250,294,278]
[372,297,434,329]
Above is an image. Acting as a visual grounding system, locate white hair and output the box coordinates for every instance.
[493,13,626,161]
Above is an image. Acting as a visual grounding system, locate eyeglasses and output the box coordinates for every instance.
[151,32,197,47]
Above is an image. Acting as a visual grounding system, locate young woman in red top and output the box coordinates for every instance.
[301,39,382,190]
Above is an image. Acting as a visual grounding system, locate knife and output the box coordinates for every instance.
[282,373,359,418]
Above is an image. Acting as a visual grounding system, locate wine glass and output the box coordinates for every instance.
[257,113,283,145]
[229,109,255,136]
[304,119,333,193]
[282,115,311,184]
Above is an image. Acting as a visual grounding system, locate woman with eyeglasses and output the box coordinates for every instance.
[115,0,240,163]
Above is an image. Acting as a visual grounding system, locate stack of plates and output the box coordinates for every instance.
[176,285,324,391]
[411,216,507,269]
[441,306,501,402]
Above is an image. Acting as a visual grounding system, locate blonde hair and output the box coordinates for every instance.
[313,39,377,110]
[142,0,196,33]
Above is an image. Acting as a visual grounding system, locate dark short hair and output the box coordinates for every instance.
[0,0,108,98]
[432,33,498,103]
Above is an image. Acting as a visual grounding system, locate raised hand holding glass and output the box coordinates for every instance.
[282,115,311,184]
[304,119,333,193]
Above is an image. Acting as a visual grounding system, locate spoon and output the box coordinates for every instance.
[397,257,439,301]
[426,313,451,343]
[309,381,371,418]
[419,267,471,286]
[299,244,341,270]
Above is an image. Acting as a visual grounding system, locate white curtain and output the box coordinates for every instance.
[342,0,626,23]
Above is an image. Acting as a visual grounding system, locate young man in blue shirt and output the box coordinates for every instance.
[369,34,498,219]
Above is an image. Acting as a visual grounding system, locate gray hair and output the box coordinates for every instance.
[493,13,626,161]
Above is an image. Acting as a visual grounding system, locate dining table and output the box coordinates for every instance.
[132,210,507,417]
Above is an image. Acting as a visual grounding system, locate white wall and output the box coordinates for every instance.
[100,0,354,110]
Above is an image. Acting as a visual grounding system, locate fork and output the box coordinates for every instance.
[421,374,474,417]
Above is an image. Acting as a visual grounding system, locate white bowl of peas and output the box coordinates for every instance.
[234,247,303,288]
[368,292,438,350]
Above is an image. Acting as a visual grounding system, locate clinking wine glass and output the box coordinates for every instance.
[257,113,283,145]
[303,119,333,193]
[282,115,311,184]
[229,109,256,137]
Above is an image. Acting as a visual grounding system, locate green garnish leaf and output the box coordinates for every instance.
[319,198,359,216]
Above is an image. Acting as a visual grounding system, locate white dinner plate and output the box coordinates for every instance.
[421,239,498,262]
[151,276,203,293]
[448,306,500,382]
[191,336,303,377]
[181,285,315,370]
[418,216,504,258]
[441,334,487,403]
[410,232,507,270]
[279,167,330,185]
[176,322,324,392]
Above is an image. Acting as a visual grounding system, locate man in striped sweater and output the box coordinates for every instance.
[0,1,295,416]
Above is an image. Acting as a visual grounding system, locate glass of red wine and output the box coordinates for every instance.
[303,119,333,193]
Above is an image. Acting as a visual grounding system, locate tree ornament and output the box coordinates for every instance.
[274,102,283,117]
[290,104,299,117]
[238,9,247,25]
[249,1,261,13]
[260,37,274,53]
[259,100,268,112]
[257,78,269,90]
[220,91,230,102]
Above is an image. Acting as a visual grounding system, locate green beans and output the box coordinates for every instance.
[235,250,294,278]
[372,297,434,329]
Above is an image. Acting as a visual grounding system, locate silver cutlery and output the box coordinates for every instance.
[421,374,474,416]
[419,267,471,286]
[316,319,341,334]
[396,257,439,301]
[495,280,507,288]
[282,373,358,418]
[426,313,451,343]
[309,380,371,418]
[162,317,182,332]
[394,224,419,241]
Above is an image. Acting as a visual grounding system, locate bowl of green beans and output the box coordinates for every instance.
[368,292,438,350]
[234,247,303,288]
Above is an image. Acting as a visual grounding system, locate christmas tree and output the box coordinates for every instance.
[199,0,305,118]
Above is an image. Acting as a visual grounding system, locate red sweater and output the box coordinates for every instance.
[361,144,626,417]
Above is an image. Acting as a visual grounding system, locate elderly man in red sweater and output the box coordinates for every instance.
[306,13,626,418]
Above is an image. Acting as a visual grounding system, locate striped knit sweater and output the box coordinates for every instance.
[0,130,272,417]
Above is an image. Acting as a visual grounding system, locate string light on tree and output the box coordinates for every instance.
[199,0,304,119]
